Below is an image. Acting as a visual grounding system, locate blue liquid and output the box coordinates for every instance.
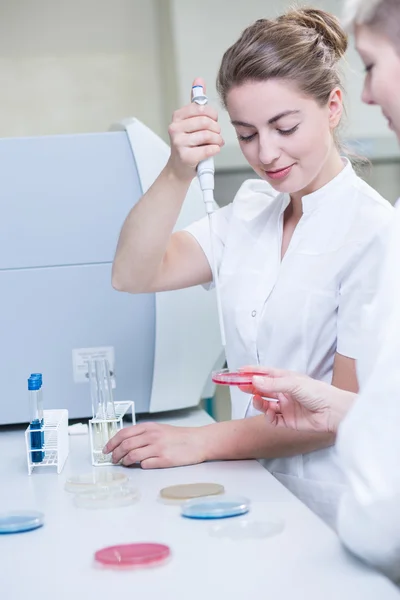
[30,419,44,463]
[181,498,250,520]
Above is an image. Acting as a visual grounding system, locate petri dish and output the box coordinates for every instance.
[64,471,129,494]
[0,510,44,534]
[212,369,262,386]
[159,483,224,501]
[94,543,171,570]
[74,485,140,509]
[210,519,285,540]
[181,496,250,520]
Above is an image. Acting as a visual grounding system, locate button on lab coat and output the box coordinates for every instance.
[186,159,393,526]
[336,202,400,581]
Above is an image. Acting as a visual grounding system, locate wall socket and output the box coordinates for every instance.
[72,346,115,386]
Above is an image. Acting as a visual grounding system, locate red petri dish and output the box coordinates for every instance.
[212,369,261,386]
[94,543,171,570]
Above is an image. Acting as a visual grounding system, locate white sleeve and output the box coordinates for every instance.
[184,204,232,290]
[336,223,390,358]
[336,206,400,582]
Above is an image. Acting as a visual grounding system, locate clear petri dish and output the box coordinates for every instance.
[181,496,250,520]
[94,543,171,570]
[212,369,261,386]
[210,518,285,540]
[64,471,129,494]
[74,485,140,509]
[0,510,44,534]
[159,483,224,501]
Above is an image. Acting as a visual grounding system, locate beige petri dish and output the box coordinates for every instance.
[159,482,225,502]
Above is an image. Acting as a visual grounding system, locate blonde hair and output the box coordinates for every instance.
[343,0,400,43]
[216,7,348,109]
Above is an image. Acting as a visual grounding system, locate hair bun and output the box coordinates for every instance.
[280,7,348,61]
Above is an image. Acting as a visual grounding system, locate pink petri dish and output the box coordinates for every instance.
[212,368,261,386]
[94,543,171,570]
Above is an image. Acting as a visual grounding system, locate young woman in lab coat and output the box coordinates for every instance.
[109,8,392,526]
[244,0,400,579]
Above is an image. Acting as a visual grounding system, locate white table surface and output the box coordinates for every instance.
[1,407,399,600]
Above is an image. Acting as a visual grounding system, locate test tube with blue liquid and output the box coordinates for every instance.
[28,375,45,463]
[30,373,45,449]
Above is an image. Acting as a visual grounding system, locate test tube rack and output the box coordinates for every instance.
[25,409,69,475]
[89,401,135,467]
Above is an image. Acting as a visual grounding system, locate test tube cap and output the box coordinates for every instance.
[27,376,41,391]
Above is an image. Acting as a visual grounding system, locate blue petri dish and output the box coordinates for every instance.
[0,511,44,534]
[181,496,250,520]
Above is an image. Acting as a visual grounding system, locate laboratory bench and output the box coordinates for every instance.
[1,407,399,600]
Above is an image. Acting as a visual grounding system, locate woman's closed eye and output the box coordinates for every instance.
[277,124,299,136]
[237,132,257,143]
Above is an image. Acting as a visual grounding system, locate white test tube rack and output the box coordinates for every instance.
[89,401,135,467]
[25,409,69,475]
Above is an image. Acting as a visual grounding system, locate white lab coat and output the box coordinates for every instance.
[186,159,393,526]
[336,201,400,582]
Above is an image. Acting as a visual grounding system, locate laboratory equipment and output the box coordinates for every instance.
[212,369,261,386]
[30,373,45,450]
[74,485,140,509]
[87,357,134,466]
[212,369,279,402]
[192,85,226,349]
[64,471,129,493]
[159,482,225,501]
[0,510,44,534]
[181,496,250,519]
[94,543,171,570]
[25,409,69,474]
[28,376,44,463]
[0,118,224,426]
[88,358,118,465]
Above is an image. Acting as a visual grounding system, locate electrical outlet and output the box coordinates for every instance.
[72,346,115,386]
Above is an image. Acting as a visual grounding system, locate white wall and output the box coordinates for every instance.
[0,0,164,137]
[169,0,392,166]
[0,0,394,160]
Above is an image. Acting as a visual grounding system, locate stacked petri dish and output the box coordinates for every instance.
[65,471,140,510]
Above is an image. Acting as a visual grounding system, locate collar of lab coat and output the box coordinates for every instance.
[299,157,353,215]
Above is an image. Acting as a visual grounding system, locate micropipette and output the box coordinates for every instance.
[191,85,226,349]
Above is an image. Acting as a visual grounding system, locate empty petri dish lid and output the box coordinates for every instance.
[64,471,129,494]
[94,543,171,569]
[159,483,224,501]
[210,519,285,540]
[181,496,250,519]
[74,485,140,509]
[0,510,44,534]
[212,369,262,386]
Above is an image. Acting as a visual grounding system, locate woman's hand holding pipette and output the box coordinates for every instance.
[166,77,224,183]
[103,422,208,468]
[239,366,356,434]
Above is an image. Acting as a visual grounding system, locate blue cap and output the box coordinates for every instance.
[30,373,42,386]
[28,376,41,391]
